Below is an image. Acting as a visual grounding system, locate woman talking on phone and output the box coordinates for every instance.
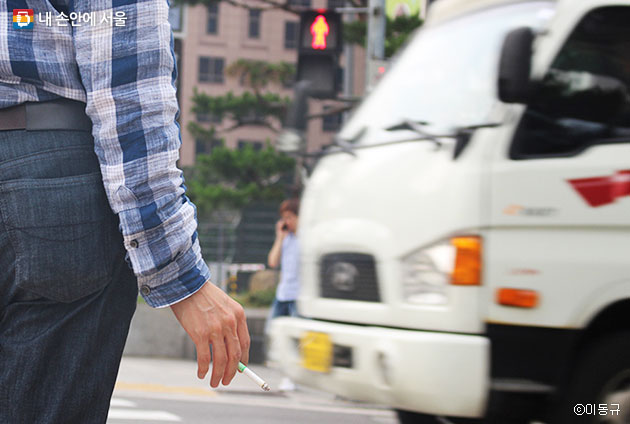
[266,198,300,391]
[267,198,300,319]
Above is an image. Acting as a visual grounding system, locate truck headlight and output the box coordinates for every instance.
[401,236,482,305]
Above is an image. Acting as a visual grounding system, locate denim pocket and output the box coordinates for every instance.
[0,172,120,303]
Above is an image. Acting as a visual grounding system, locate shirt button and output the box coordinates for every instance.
[140,285,151,296]
[129,239,139,248]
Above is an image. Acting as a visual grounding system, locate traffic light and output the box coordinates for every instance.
[297,10,342,99]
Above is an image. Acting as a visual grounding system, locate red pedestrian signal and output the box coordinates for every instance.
[299,11,340,52]
[297,10,342,98]
[310,15,329,50]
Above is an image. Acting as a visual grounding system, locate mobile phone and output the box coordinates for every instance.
[282,223,288,231]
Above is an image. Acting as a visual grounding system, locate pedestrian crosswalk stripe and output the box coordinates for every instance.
[107,409,181,421]
[110,398,137,408]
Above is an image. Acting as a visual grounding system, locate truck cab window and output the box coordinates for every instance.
[511,7,630,159]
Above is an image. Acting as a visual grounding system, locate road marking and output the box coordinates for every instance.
[113,380,393,418]
[112,390,394,417]
[115,381,217,397]
[110,398,137,408]
[107,409,181,421]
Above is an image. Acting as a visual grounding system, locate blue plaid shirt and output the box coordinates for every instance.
[1,0,211,308]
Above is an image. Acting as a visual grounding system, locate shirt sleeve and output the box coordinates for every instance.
[70,0,211,308]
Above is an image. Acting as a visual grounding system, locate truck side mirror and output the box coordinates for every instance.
[498,27,535,104]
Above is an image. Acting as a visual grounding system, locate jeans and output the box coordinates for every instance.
[269,298,297,319]
[0,129,138,423]
[263,298,297,365]
[264,298,297,338]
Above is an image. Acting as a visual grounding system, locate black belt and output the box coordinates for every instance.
[0,98,93,131]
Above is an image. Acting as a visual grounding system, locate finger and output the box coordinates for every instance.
[209,337,227,388]
[196,341,211,380]
[236,311,251,366]
[221,336,240,386]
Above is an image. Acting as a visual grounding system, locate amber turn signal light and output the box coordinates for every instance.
[450,236,482,286]
[497,288,539,308]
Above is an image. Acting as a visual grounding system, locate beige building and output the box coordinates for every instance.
[169,0,367,167]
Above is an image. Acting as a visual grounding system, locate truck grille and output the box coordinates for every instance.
[320,253,381,302]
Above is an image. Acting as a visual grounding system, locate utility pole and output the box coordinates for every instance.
[342,1,355,106]
[365,0,386,92]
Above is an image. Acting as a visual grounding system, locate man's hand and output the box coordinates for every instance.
[170,281,250,388]
[268,220,287,268]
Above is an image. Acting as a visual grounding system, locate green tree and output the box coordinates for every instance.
[184,143,295,219]
[182,33,298,223]
[188,60,294,144]
[344,13,423,58]
[183,143,294,282]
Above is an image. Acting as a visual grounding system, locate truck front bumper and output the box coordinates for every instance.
[269,317,490,418]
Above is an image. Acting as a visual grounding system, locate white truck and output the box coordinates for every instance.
[269,0,630,423]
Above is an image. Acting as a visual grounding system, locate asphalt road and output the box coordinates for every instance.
[108,357,397,424]
[109,357,550,424]
[107,394,398,424]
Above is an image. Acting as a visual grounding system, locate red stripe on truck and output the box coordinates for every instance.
[568,170,630,207]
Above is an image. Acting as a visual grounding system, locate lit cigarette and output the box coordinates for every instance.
[238,362,270,391]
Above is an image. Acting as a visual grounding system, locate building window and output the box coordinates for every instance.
[199,56,224,83]
[284,21,298,49]
[237,140,263,151]
[248,9,261,39]
[287,0,311,7]
[196,113,222,124]
[196,138,223,156]
[327,0,345,9]
[322,106,342,132]
[206,3,218,35]
[241,109,266,125]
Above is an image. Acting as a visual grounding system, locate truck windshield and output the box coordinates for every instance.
[338,1,555,145]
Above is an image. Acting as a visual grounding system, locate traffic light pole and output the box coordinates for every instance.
[278,80,312,190]
[366,0,386,92]
[342,7,355,107]
[278,4,387,186]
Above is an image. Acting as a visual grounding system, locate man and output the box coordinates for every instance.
[0,1,249,423]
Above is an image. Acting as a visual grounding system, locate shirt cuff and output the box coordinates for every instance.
[134,238,212,308]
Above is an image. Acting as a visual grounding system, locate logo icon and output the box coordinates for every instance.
[502,204,556,217]
[328,262,359,292]
[13,9,34,29]
[568,170,630,207]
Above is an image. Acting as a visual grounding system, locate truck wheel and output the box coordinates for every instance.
[548,332,630,423]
